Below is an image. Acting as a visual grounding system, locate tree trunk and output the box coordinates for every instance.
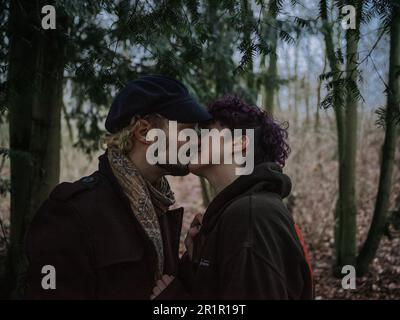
[293,47,299,127]
[29,13,66,218]
[339,4,361,268]
[6,0,67,297]
[303,75,310,126]
[276,88,281,113]
[303,37,312,127]
[262,8,278,115]
[263,41,278,115]
[315,56,327,133]
[357,3,400,276]
[242,0,255,91]
[285,49,293,115]
[320,0,347,273]
[6,0,40,297]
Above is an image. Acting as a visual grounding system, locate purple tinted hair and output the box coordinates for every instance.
[206,95,290,167]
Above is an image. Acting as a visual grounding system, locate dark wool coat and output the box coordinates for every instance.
[25,152,183,299]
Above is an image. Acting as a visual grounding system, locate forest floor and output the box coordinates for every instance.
[0,114,399,299]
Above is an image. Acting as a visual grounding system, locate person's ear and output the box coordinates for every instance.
[232,135,249,154]
[132,119,152,144]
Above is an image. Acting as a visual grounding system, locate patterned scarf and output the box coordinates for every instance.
[107,147,175,279]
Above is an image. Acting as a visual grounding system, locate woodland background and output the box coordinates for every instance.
[0,0,399,299]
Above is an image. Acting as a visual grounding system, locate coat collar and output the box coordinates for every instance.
[201,162,292,235]
[98,150,183,216]
[98,151,184,273]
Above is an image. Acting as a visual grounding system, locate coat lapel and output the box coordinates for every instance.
[98,152,184,276]
[159,207,184,275]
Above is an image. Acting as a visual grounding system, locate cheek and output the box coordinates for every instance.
[207,136,226,163]
[199,136,213,162]
[219,138,226,161]
[176,140,187,149]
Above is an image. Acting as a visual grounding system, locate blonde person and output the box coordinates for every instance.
[25,75,211,299]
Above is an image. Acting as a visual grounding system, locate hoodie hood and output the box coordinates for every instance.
[233,162,292,198]
[201,162,292,234]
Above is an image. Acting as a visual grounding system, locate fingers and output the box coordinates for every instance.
[150,274,175,300]
[188,213,203,238]
[190,213,203,228]
[161,274,174,286]
[188,226,199,237]
[185,213,204,260]
[152,285,162,296]
[185,225,200,250]
[195,213,203,224]
[185,216,202,246]
[156,279,167,291]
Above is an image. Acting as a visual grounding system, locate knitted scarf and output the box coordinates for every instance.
[107,147,175,278]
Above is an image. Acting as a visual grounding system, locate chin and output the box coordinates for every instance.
[158,163,189,176]
[188,163,209,176]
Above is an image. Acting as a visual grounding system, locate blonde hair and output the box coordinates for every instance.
[103,114,166,154]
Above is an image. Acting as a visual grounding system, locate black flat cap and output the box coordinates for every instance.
[105,75,212,133]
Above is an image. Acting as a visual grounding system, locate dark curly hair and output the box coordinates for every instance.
[206,95,290,167]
